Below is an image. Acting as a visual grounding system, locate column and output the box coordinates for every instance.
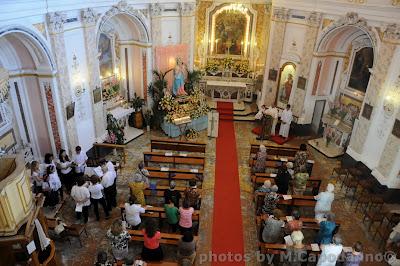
[150,3,163,68]
[81,8,106,140]
[261,7,289,106]
[180,3,196,69]
[46,12,78,153]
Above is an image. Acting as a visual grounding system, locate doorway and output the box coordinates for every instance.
[311,100,326,135]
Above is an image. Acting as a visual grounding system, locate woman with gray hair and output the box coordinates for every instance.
[317,234,343,266]
[315,183,335,219]
[262,185,280,215]
[252,144,267,173]
[284,230,307,266]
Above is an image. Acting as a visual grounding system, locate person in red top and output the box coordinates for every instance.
[179,200,194,233]
[285,210,303,234]
[141,219,163,261]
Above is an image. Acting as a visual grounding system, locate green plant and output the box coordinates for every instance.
[143,110,152,127]
[130,93,145,111]
[184,69,202,95]
[106,114,124,144]
[148,69,172,129]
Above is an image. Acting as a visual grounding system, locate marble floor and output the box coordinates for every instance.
[52,121,396,265]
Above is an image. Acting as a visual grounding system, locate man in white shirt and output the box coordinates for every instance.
[317,234,343,266]
[266,104,279,136]
[88,175,110,220]
[101,166,117,211]
[71,177,91,223]
[73,146,88,176]
[279,104,293,139]
[125,198,146,229]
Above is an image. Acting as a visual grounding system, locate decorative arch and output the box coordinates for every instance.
[0,25,56,71]
[97,1,151,43]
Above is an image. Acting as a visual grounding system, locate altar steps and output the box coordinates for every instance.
[211,101,257,121]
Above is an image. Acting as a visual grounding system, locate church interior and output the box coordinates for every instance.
[1,0,400,265]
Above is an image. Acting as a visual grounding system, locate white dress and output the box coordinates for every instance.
[314,191,335,219]
[317,244,343,266]
[279,109,293,138]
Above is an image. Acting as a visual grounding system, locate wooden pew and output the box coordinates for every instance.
[255,193,316,214]
[151,138,206,154]
[120,204,200,221]
[146,166,203,182]
[251,174,321,195]
[250,144,300,158]
[249,156,315,175]
[256,216,341,231]
[129,230,198,245]
[144,152,205,169]
[258,242,321,255]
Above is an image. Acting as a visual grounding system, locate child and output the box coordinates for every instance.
[179,200,194,233]
[73,146,88,177]
[88,175,110,221]
[47,165,62,202]
[30,161,43,194]
[164,199,179,232]
[344,241,363,266]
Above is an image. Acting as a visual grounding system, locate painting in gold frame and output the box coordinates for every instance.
[276,62,296,106]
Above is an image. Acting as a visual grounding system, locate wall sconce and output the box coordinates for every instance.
[72,54,86,98]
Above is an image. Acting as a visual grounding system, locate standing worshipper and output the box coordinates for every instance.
[107,219,131,261]
[344,241,363,266]
[142,219,164,261]
[57,149,74,192]
[314,183,335,219]
[261,209,285,243]
[129,173,148,206]
[293,144,309,174]
[276,163,291,194]
[317,234,343,266]
[102,164,117,211]
[292,168,309,195]
[44,153,63,199]
[164,199,180,232]
[73,146,88,177]
[267,104,279,136]
[164,180,181,207]
[184,179,200,210]
[88,175,110,221]
[257,108,273,140]
[284,210,303,234]
[177,231,197,265]
[124,197,146,229]
[262,185,280,215]
[47,165,63,202]
[252,144,267,173]
[279,104,293,140]
[386,222,400,249]
[284,230,307,266]
[136,162,150,186]
[179,200,194,233]
[30,161,43,194]
[70,176,91,224]
[315,212,337,244]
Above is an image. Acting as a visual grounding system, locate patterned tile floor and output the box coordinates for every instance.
[53,122,396,265]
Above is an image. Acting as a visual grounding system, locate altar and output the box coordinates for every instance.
[161,115,208,138]
[107,105,143,144]
[206,80,247,102]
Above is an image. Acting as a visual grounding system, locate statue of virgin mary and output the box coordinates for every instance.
[172,58,187,96]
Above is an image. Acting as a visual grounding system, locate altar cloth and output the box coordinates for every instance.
[161,115,208,137]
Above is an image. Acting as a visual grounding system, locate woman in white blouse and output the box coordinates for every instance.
[30,161,43,193]
[57,149,74,192]
[44,153,63,199]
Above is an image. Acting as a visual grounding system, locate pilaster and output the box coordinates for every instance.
[179,3,196,69]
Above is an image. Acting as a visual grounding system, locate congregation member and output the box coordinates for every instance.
[262,185,280,215]
[164,199,180,232]
[293,144,309,174]
[267,104,279,136]
[261,209,284,243]
[142,219,163,261]
[184,179,200,210]
[57,149,74,192]
[42,172,59,207]
[276,163,291,194]
[343,241,363,266]
[316,212,337,245]
[129,173,148,206]
[106,219,131,261]
[44,153,63,199]
[46,165,63,202]
[70,176,91,224]
[30,161,43,194]
[279,104,293,140]
[124,197,146,229]
[257,106,273,141]
[292,167,309,195]
[164,180,181,207]
[136,161,150,185]
[95,251,112,266]
[317,234,343,266]
[284,210,303,234]
[73,146,88,177]
[102,164,117,211]
[314,183,335,219]
[387,222,400,249]
[88,175,110,221]
[252,144,267,173]
[179,200,194,233]
[284,230,307,266]
[177,231,197,265]
[255,180,272,193]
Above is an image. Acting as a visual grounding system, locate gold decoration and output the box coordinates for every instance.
[393,0,400,6]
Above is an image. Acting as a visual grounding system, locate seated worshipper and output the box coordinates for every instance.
[124,197,146,229]
[343,241,363,266]
[276,163,291,194]
[95,251,113,266]
[184,179,200,209]
[88,175,110,221]
[257,107,273,140]
[101,164,117,211]
[252,144,267,173]
[387,222,400,249]
[129,173,148,206]
[292,168,309,195]
[293,144,309,174]
[30,161,43,194]
[136,161,150,185]
[179,200,194,233]
[284,210,303,234]
[142,219,163,261]
[317,234,343,266]
[283,230,307,266]
[177,231,197,266]
[71,176,91,224]
[164,199,180,232]
[262,185,280,215]
[315,212,337,245]
[107,219,131,261]
[73,145,88,177]
[315,183,335,220]
[261,209,285,243]
[279,104,293,140]
[255,180,272,193]
[164,180,181,207]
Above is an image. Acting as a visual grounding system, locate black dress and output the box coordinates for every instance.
[276,167,291,194]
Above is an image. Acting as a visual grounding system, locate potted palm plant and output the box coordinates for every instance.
[184,69,202,95]
[143,110,152,132]
[130,93,145,129]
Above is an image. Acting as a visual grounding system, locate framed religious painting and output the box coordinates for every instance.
[338,94,362,125]
[392,119,400,139]
[348,47,373,93]
[98,33,113,79]
[276,62,296,107]
[297,76,306,90]
[93,86,102,104]
[361,103,373,120]
[268,69,278,81]
[66,102,75,120]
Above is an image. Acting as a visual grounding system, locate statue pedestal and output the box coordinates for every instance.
[161,115,208,138]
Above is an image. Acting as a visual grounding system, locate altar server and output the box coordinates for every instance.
[279,104,293,139]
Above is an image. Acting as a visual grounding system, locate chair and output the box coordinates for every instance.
[343,176,359,198]
[373,225,391,249]
[363,209,386,231]
[64,224,88,247]
[353,190,370,212]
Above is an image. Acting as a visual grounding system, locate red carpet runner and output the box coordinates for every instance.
[211,102,245,265]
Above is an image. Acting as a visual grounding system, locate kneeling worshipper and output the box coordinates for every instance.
[261,209,285,243]
[317,234,343,266]
[314,183,335,219]
[279,104,293,140]
[252,144,267,173]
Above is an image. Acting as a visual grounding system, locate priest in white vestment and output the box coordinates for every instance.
[279,104,293,139]
[266,105,279,136]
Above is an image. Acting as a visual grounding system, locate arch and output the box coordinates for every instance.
[0,25,55,71]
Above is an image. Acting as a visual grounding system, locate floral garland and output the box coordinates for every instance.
[185,128,199,139]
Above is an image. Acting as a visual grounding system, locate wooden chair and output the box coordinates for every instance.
[373,225,391,248]
[64,224,88,247]
[363,209,387,231]
[353,190,370,212]
[342,176,359,197]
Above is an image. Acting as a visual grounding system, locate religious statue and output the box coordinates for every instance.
[282,73,293,103]
[172,58,187,96]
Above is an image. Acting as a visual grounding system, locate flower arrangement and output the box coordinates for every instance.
[106,113,124,144]
[235,60,249,74]
[206,59,219,73]
[222,57,234,70]
[185,128,199,140]
[102,76,120,101]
